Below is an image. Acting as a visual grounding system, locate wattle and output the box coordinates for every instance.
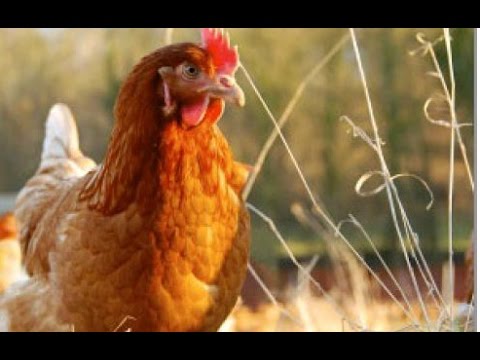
[181,96,210,127]
[181,98,225,127]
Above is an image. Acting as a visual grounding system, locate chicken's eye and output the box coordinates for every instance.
[182,63,200,80]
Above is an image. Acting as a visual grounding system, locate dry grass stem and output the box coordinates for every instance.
[342,114,446,312]
[246,262,303,328]
[464,294,475,332]
[348,28,434,328]
[164,28,174,45]
[412,31,474,192]
[336,214,417,319]
[443,28,457,329]
[247,202,364,331]
[112,315,136,332]
[242,33,351,200]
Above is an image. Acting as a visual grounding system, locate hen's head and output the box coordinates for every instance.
[117,28,244,130]
[158,29,244,128]
[89,29,245,214]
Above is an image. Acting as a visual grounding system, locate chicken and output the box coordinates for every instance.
[0,212,24,293]
[0,28,251,332]
[0,213,17,243]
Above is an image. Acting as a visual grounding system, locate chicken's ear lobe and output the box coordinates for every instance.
[162,81,172,107]
[158,67,176,115]
[200,28,239,76]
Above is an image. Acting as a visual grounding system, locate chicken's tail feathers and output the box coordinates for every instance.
[39,103,96,176]
[41,103,82,162]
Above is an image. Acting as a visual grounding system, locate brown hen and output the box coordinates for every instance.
[0,28,250,332]
[0,212,23,294]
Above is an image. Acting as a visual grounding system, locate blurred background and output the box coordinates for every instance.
[0,28,474,330]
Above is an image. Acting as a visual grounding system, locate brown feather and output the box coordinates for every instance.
[4,42,250,332]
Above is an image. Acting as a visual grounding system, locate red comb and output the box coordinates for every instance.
[201,28,239,76]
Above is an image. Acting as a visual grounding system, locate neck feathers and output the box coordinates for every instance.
[79,53,163,215]
[79,47,233,216]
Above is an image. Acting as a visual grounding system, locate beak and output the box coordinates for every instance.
[200,75,245,107]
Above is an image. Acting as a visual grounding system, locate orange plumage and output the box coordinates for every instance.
[0,29,250,332]
[0,212,22,294]
[0,213,16,241]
